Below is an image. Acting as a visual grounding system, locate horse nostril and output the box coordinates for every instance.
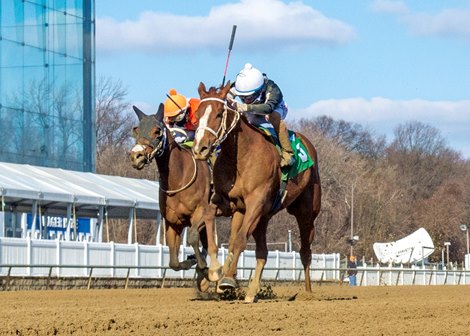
[194,146,210,160]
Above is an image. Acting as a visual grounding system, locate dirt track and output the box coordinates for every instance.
[1,284,469,335]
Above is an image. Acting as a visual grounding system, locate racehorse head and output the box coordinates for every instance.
[192,81,233,160]
[129,103,167,170]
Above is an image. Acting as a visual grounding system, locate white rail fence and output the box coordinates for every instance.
[1,237,469,286]
[0,237,340,281]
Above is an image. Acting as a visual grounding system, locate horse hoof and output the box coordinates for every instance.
[244,295,257,303]
[215,283,224,294]
[208,267,222,282]
[218,277,236,290]
[197,277,210,292]
[179,259,197,270]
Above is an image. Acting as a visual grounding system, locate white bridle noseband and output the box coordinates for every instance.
[195,97,240,150]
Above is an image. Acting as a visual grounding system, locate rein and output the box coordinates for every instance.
[196,97,240,149]
[159,145,198,196]
[139,126,199,196]
[148,128,167,160]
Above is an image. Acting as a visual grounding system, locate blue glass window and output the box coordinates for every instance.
[0,0,94,171]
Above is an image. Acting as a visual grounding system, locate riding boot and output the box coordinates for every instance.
[267,113,295,168]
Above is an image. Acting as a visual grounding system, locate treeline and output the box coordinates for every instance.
[96,77,470,265]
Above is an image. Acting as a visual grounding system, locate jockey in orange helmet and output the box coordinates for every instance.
[163,89,200,144]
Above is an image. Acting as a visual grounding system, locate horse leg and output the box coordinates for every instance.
[165,223,183,271]
[219,211,244,289]
[220,203,263,291]
[204,204,222,282]
[245,217,268,303]
[298,220,314,293]
[182,222,206,270]
[291,200,317,293]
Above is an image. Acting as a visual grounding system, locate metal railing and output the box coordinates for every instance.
[1,263,469,290]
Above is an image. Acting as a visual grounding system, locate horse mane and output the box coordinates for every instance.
[206,86,221,95]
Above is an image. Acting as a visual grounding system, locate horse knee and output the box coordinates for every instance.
[187,227,200,247]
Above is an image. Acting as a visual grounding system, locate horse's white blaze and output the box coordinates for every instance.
[194,105,213,146]
[130,144,146,153]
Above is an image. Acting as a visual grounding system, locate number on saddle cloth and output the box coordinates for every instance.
[255,124,315,180]
[278,131,315,182]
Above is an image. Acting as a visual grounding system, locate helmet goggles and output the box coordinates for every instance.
[165,108,187,124]
[240,91,261,104]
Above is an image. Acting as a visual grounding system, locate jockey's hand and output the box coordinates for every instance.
[236,103,248,112]
[226,95,236,109]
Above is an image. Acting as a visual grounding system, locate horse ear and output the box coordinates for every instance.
[220,80,231,98]
[198,82,207,98]
[155,103,164,122]
[133,105,147,121]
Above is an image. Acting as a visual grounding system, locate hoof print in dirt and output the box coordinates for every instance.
[256,285,277,300]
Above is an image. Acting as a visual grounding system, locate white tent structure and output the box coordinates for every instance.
[0,162,160,243]
[373,228,435,264]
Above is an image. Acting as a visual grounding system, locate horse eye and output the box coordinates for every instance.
[154,128,163,138]
[131,127,140,139]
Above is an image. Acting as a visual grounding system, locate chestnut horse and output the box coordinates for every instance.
[192,82,321,302]
[129,104,221,289]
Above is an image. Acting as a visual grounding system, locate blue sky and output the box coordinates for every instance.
[96,0,470,158]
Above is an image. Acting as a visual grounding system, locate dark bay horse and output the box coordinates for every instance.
[192,82,321,302]
[129,103,221,290]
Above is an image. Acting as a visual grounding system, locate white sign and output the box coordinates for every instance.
[373,228,435,264]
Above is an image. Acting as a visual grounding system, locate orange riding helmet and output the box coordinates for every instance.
[163,89,189,120]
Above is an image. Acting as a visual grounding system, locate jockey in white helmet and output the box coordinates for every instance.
[230,63,294,168]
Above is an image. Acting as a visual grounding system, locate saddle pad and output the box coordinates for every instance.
[257,125,314,179]
[284,131,315,180]
[181,140,194,148]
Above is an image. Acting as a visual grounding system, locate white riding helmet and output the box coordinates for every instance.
[234,63,264,96]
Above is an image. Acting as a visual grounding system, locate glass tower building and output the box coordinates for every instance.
[0,0,95,172]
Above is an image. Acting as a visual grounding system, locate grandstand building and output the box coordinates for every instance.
[0,0,95,172]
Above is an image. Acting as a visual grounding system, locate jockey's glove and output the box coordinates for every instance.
[236,103,248,112]
[226,96,237,109]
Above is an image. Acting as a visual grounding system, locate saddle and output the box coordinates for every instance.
[254,124,315,180]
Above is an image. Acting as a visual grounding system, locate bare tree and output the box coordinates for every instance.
[303,115,386,159]
[387,121,461,200]
[414,180,467,262]
[95,77,157,244]
[95,77,134,159]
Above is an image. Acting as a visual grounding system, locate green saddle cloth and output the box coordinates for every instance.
[281,131,315,181]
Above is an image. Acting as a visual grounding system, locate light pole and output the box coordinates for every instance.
[460,224,469,268]
[347,235,359,257]
[441,247,445,269]
[350,183,355,256]
[287,229,292,252]
[444,241,451,268]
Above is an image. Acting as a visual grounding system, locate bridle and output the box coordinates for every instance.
[134,123,167,167]
[194,97,240,151]
[135,123,198,196]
